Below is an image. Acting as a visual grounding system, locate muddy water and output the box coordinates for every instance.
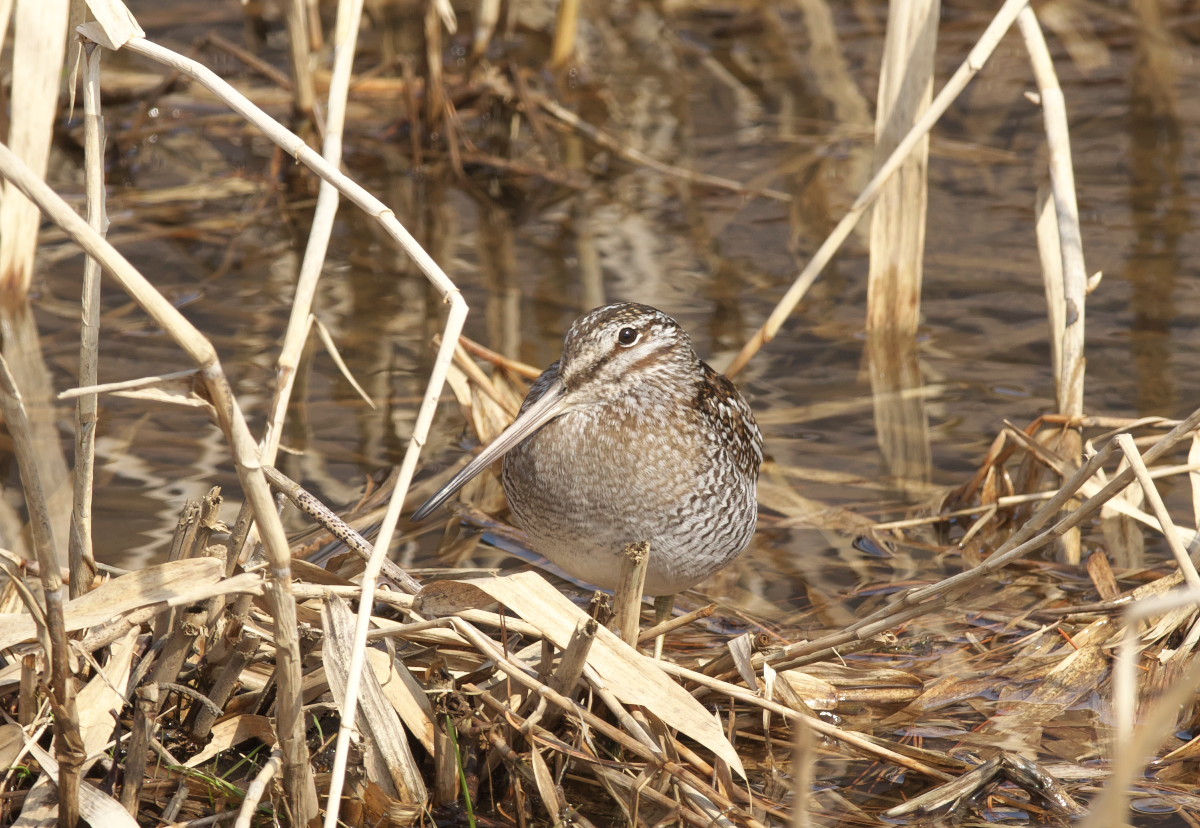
[26,2,1200,606]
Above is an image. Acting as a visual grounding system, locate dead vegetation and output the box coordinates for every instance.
[0,0,1198,827]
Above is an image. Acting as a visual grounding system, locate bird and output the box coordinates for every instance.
[412,302,762,606]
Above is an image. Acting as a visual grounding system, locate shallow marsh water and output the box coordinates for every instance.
[25,1,1200,594]
[11,1,1200,823]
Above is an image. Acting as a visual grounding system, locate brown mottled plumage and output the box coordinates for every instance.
[412,303,762,596]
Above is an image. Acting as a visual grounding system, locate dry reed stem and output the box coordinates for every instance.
[1036,187,1066,395]
[1099,587,1200,827]
[423,2,446,126]
[118,683,157,814]
[1190,433,1200,535]
[452,340,522,418]
[57,367,199,399]
[283,0,316,121]
[1018,6,1087,419]
[18,653,38,726]
[1019,6,1087,563]
[550,0,580,70]
[260,464,422,594]
[243,4,378,817]
[456,333,542,379]
[725,0,1031,378]
[0,141,319,821]
[1114,434,1200,591]
[0,1,75,569]
[613,541,650,646]
[0,353,83,827]
[542,618,597,728]
[70,42,105,599]
[73,29,476,822]
[637,602,715,643]
[235,748,282,828]
[841,404,1200,633]
[261,0,364,469]
[470,0,501,59]
[0,0,69,296]
[660,659,951,783]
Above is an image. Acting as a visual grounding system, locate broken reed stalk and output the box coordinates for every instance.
[70,42,105,599]
[18,653,37,726]
[0,355,84,827]
[1018,6,1087,420]
[118,683,158,814]
[469,0,501,60]
[725,0,1032,378]
[0,142,319,822]
[1019,5,1087,563]
[613,541,650,646]
[542,618,597,728]
[189,633,259,742]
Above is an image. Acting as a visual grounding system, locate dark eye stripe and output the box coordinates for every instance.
[568,328,664,387]
[623,341,674,376]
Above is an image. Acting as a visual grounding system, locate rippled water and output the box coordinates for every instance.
[22,1,1200,606]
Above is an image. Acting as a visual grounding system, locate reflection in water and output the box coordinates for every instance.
[1127,0,1186,417]
[14,2,1200,606]
[865,0,939,496]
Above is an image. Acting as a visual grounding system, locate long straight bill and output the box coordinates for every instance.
[411,378,569,520]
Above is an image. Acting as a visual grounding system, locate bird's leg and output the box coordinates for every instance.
[652,594,674,660]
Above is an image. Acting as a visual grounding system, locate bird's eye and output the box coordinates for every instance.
[617,327,640,347]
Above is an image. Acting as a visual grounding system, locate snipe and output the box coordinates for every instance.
[413,302,762,598]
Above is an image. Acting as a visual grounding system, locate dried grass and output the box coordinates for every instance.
[0,1,1197,827]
